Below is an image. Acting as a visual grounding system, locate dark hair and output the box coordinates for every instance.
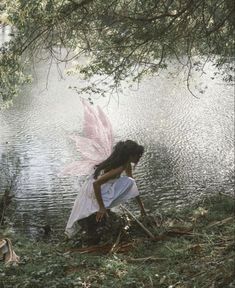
[93,140,144,179]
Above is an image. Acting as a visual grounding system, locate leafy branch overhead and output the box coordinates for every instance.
[0,0,234,103]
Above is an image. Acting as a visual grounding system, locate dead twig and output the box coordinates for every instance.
[127,256,167,263]
[120,205,155,240]
[109,230,122,254]
[164,228,194,237]
[207,217,234,228]
[67,242,135,254]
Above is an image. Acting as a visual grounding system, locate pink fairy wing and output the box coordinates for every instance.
[70,135,106,162]
[59,160,96,176]
[82,101,106,151]
[82,100,113,157]
[97,106,113,155]
[60,100,114,177]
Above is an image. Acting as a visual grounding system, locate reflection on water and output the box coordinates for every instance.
[0,28,234,233]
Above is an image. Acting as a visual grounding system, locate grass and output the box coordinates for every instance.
[0,193,234,288]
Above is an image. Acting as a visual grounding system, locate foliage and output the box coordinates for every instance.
[0,0,234,105]
[0,194,234,287]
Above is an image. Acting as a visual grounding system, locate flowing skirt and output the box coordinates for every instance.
[65,175,139,237]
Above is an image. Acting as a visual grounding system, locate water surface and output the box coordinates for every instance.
[0,28,234,233]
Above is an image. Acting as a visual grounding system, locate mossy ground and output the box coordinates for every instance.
[0,194,234,288]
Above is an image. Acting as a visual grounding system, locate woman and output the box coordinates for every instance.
[65,140,146,238]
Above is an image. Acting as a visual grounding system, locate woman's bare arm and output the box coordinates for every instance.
[93,166,125,221]
[124,163,147,216]
[124,162,133,177]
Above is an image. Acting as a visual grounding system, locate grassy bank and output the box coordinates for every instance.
[0,194,234,288]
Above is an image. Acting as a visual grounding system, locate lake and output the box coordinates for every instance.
[0,27,234,234]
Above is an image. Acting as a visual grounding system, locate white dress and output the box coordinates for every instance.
[65,175,139,238]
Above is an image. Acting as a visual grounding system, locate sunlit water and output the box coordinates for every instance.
[0,27,234,234]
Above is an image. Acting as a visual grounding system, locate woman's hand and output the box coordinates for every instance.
[93,167,124,223]
[96,207,108,222]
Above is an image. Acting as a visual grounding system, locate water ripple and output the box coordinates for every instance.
[0,55,234,232]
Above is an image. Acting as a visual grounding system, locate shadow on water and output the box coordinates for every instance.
[0,147,21,196]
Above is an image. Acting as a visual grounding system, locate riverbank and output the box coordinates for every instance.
[0,193,234,288]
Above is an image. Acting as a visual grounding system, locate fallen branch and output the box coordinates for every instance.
[164,228,194,237]
[120,205,155,239]
[109,230,122,254]
[207,217,234,228]
[152,235,168,241]
[67,242,135,254]
[127,256,167,263]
